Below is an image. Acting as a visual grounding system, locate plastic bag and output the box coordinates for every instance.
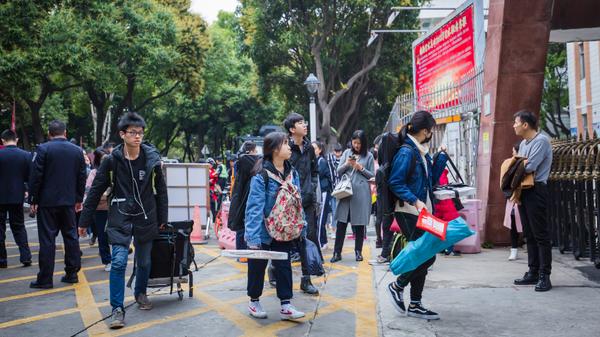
[416,209,448,241]
[301,238,324,276]
[390,216,474,276]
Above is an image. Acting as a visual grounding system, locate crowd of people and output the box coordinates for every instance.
[0,108,553,329]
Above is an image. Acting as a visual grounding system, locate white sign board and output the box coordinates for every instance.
[163,163,211,225]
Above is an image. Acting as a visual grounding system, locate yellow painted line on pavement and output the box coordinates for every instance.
[0,264,105,285]
[0,308,80,329]
[352,245,377,337]
[0,286,75,303]
[97,306,213,337]
[73,264,105,336]
[3,254,97,269]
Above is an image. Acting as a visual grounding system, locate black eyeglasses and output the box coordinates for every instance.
[125,130,144,137]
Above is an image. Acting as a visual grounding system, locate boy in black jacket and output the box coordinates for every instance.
[78,112,168,329]
[285,113,319,295]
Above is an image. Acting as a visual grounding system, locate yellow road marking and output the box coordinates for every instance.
[0,286,75,303]
[0,308,80,329]
[3,254,97,269]
[0,264,105,285]
[73,264,105,335]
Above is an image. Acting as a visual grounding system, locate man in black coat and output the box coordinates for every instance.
[285,113,320,295]
[28,120,87,289]
[0,129,32,268]
[228,141,259,252]
[79,112,168,329]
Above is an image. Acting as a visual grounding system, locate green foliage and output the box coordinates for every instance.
[241,0,420,144]
[541,43,570,138]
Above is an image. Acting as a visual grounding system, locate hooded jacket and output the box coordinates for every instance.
[289,136,318,209]
[79,143,168,245]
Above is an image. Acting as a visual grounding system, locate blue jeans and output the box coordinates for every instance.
[110,240,153,310]
[93,211,111,265]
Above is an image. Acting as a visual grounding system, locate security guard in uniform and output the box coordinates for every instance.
[0,129,32,268]
[28,120,87,289]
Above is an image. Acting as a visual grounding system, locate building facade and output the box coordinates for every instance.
[567,40,600,138]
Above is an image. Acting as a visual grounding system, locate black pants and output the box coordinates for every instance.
[0,204,32,264]
[379,213,394,258]
[37,206,81,284]
[92,210,111,265]
[373,202,382,243]
[300,204,322,276]
[394,212,435,302]
[318,192,332,247]
[333,222,365,254]
[518,183,552,275]
[236,229,247,250]
[247,240,293,302]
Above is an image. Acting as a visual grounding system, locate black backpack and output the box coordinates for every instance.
[376,132,417,216]
[227,154,260,231]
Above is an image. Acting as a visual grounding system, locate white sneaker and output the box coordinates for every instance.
[248,301,267,319]
[508,248,518,261]
[104,263,112,272]
[280,304,305,320]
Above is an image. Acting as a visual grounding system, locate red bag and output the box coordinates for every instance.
[390,218,401,233]
[416,208,448,241]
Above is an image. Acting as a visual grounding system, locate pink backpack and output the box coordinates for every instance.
[264,170,304,241]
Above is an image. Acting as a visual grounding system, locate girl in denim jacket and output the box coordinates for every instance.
[244,132,306,320]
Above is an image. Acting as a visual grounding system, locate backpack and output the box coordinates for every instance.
[390,232,408,260]
[227,155,260,231]
[376,132,417,216]
[262,170,304,241]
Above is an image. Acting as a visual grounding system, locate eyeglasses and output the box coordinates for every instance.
[125,130,144,137]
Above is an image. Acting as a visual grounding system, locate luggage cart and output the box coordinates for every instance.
[127,220,197,300]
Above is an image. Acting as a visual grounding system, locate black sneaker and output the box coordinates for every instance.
[407,303,440,320]
[387,283,405,313]
[290,252,301,263]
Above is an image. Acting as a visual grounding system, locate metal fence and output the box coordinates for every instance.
[548,136,600,267]
[384,66,484,186]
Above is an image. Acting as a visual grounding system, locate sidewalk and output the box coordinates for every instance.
[371,244,600,337]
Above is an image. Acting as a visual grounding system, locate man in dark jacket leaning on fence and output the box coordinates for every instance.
[78,112,168,329]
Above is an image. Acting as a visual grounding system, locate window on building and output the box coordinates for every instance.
[582,113,588,138]
[578,42,585,79]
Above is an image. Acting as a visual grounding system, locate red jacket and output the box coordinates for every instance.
[209,167,218,201]
[433,169,459,221]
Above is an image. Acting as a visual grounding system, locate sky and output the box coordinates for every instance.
[189,0,239,24]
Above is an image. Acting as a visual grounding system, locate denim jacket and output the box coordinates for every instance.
[244,162,306,247]
[388,137,448,207]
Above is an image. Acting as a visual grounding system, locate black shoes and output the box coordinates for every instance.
[535,274,552,292]
[514,271,539,285]
[61,274,79,284]
[330,252,342,263]
[387,282,405,313]
[290,252,301,263]
[0,262,6,268]
[407,302,440,320]
[300,276,319,295]
[22,261,32,267]
[355,251,363,262]
[30,281,53,289]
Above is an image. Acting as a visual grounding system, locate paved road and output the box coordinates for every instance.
[2,221,600,337]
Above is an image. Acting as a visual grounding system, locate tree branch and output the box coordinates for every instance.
[135,81,180,111]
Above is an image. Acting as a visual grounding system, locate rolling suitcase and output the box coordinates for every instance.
[127,220,197,300]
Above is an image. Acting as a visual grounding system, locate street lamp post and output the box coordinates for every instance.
[304,73,320,142]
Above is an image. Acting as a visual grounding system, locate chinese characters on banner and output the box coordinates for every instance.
[413,5,475,110]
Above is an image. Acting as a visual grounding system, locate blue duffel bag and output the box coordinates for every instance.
[390,216,474,276]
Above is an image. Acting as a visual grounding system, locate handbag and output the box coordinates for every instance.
[331,169,355,200]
